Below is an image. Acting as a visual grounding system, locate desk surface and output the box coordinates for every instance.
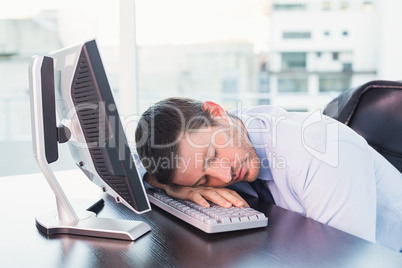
[1,170,401,268]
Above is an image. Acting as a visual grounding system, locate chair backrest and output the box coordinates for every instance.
[324,80,402,173]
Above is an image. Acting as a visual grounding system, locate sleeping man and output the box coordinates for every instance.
[135,97,402,252]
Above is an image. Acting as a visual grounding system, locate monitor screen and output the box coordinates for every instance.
[50,39,151,214]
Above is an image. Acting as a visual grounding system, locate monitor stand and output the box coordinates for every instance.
[36,209,151,241]
[34,168,151,241]
[29,55,150,241]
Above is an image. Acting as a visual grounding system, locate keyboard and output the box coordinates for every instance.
[147,189,268,233]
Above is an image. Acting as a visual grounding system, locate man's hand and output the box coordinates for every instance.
[165,184,249,208]
[144,172,249,208]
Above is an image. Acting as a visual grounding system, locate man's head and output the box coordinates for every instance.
[135,97,261,187]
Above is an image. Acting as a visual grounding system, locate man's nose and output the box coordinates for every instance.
[205,164,232,183]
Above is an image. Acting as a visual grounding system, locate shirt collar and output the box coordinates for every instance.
[238,114,273,181]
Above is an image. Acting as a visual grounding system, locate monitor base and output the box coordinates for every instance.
[36,211,151,241]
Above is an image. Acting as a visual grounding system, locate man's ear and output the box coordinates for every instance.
[202,101,229,121]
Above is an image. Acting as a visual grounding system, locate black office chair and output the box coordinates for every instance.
[323,80,402,173]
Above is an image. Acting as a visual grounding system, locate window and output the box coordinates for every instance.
[342,31,349,36]
[287,108,308,112]
[259,72,270,93]
[340,2,349,10]
[319,74,351,92]
[281,52,307,70]
[283,32,311,39]
[332,52,339,60]
[222,79,238,94]
[136,0,270,112]
[343,63,353,72]
[258,99,270,105]
[278,76,308,93]
[324,31,330,36]
[362,1,374,12]
[322,1,331,11]
[273,4,306,11]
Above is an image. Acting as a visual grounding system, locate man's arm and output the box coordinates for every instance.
[297,140,376,243]
[144,173,249,208]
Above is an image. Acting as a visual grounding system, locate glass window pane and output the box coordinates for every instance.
[319,74,351,92]
[278,76,308,93]
[281,52,306,70]
[283,32,311,39]
[273,4,306,11]
[363,2,374,12]
[323,1,331,11]
[340,2,349,10]
[258,99,270,105]
[135,0,271,111]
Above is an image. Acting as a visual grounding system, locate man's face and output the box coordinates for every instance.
[172,120,261,188]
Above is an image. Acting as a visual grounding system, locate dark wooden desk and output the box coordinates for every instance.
[1,170,401,267]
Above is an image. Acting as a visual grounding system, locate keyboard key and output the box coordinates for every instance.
[248,215,258,221]
[204,218,218,225]
[230,217,240,223]
[218,217,231,224]
[240,217,249,222]
[185,209,197,216]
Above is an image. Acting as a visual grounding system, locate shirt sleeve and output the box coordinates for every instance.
[297,139,377,243]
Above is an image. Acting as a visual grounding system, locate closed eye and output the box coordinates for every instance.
[193,175,209,187]
[210,150,217,162]
[200,176,209,186]
[204,149,217,169]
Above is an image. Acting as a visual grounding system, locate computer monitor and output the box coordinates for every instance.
[29,39,151,241]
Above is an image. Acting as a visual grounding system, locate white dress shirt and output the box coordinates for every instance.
[229,105,402,252]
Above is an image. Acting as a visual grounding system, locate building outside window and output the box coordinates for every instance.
[273,4,306,11]
[278,75,308,93]
[322,1,331,11]
[283,32,311,39]
[332,52,339,60]
[340,2,349,10]
[222,79,238,94]
[281,52,307,70]
[319,74,351,92]
[259,72,270,93]
[258,99,270,105]
[267,0,398,112]
[342,63,353,72]
[362,1,374,12]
